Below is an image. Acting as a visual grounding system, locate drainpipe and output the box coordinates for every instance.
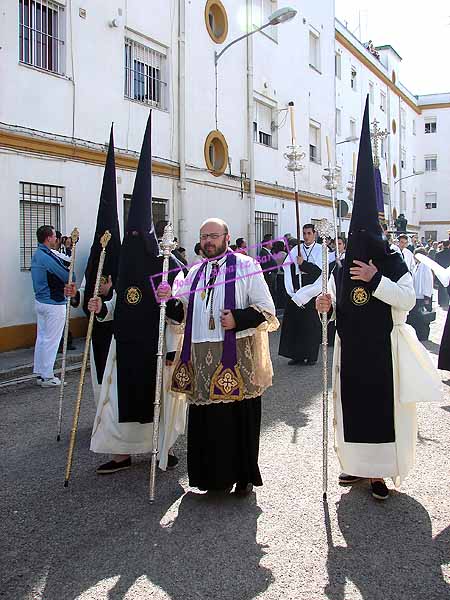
[178,0,187,243]
[246,0,256,253]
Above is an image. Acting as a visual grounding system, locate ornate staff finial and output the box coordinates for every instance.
[160,223,177,255]
[370,118,389,168]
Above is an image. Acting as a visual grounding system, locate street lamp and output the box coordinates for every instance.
[394,170,425,185]
[213,5,296,253]
[336,136,359,145]
[214,6,297,64]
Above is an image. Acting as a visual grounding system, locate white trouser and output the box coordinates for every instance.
[33,300,66,379]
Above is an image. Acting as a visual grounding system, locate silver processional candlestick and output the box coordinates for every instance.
[284,102,306,250]
[315,217,335,501]
[322,163,342,264]
[149,223,177,502]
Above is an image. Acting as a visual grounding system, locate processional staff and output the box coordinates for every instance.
[284,101,305,252]
[149,223,177,502]
[56,227,79,442]
[64,230,111,487]
[315,218,335,500]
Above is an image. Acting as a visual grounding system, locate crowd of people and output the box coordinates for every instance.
[27,107,448,506]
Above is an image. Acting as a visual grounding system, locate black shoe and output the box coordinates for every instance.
[288,359,300,365]
[305,359,317,366]
[166,454,179,470]
[339,473,363,485]
[96,457,132,474]
[371,480,389,500]
[234,482,254,496]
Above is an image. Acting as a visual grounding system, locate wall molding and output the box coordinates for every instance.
[0,317,87,353]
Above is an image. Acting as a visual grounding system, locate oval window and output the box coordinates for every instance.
[204,130,229,176]
[393,163,397,179]
[205,0,228,44]
[392,70,396,84]
[392,119,397,134]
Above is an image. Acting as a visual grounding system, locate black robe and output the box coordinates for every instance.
[334,251,408,443]
[438,308,450,370]
[278,260,322,362]
[166,301,266,490]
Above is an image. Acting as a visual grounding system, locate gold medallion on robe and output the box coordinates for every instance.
[125,286,142,305]
[350,286,370,306]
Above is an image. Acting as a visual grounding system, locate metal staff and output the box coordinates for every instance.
[323,162,341,266]
[284,101,305,254]
[316,218,334,500]
[56,227,79,442]
[149,224,177,502]
[64,230,111,487]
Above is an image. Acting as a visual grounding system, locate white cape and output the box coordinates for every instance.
[330,272,442,485]
[89,300,186,470]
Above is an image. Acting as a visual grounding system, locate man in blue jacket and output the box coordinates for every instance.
[31,225,76,387]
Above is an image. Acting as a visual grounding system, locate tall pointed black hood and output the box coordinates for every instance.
[349,96,382,238]
[114,111,169,423]
[83,123,121,316]
[124,112,159,256]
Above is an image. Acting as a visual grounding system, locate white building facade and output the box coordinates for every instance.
[0,0,449,350]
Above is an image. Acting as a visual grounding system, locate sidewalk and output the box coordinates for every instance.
[0,338,86,386]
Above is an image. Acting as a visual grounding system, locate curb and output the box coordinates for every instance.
[0,352,85,387]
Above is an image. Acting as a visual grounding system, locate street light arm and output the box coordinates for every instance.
[394,171,424,185]
[214,23,271,65]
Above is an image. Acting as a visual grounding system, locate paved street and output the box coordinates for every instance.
[1,314,449,600]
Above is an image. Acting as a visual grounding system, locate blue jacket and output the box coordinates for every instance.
[31,243,75,305]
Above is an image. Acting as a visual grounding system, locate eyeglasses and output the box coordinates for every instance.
[199,233,227,241]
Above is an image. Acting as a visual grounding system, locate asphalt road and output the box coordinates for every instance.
[1,314,449,600]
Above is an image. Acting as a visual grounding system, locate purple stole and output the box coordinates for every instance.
[171,252,244,402]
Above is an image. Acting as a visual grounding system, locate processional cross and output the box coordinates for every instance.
[370,118,389,168]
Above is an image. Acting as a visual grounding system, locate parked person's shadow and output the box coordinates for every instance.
[325,486,450,600]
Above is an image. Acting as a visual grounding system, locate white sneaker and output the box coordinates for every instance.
[36,376,43,386]
[41,376,64,387]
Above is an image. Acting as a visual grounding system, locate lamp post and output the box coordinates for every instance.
[214,5,297,253]
[214,7,297,65]
[394,170,425,185]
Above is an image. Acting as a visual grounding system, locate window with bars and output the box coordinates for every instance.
[19,0,65,74]
[255,211,278,245]
[309,121,321,163]
[253,101,276,148]
[425,118,437,134]
[19,182,64,270]
[380,91,386,112]
[425,155,437,172]
[123,195,168,231]
[124,38,167,110]
[369,82,374,105]
[425,193,437,209]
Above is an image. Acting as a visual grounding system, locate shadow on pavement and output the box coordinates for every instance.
[324,486,450,600]
[264,333,327,444]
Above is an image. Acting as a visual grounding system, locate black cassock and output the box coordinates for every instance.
[438,308,450,370]
[166,302,266,490]
[278,260,321,363]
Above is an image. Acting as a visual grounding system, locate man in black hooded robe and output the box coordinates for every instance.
[317,97,440,501]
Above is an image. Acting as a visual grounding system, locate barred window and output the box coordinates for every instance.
[123,195,168,231]
[20,182,64,270]
[19,0,65,74]
[124,38,167,110]
[255,211,278,245]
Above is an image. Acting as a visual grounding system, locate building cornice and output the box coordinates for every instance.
[418,103,450,111]
[0,128,334,208]
[0,129,180,178]
[335,30,421,115]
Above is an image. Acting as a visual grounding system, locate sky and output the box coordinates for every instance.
[335,0,450,95]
